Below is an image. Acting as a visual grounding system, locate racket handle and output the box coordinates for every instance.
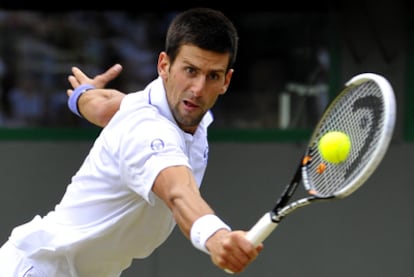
[246,212,279,246]
[224,213,278,275]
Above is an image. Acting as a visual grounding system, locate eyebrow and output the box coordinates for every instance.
[181,59,227,74]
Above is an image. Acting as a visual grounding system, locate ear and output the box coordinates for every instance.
[220,69,234,95]
[157,52,170,78]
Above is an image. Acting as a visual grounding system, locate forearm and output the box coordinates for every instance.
[152,166,231,254]
[66,64,125,127]
[153,166,260,273]
[77,89,125,127]
[153,166,215,237]
[170,187,216,239]
[166,185,232,254]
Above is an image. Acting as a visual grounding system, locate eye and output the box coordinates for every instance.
[185,67,196,75]
[208,72,220,80]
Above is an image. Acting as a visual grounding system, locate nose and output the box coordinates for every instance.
[191,76,207,97]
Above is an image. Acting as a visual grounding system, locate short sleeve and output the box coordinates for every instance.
[118,109,190,205]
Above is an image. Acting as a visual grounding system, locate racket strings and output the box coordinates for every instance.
[303,81,386,197]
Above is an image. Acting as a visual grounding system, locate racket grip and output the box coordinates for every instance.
[224,213,278,275]
[246,212,279,246]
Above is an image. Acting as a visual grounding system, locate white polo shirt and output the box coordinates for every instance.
[7,77,212,276]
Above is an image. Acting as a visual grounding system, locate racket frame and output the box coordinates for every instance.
[245,72,396,247]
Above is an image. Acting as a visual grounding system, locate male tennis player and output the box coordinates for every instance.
[0,8,263,276]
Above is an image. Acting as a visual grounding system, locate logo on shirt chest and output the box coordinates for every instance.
[203,146,209,163]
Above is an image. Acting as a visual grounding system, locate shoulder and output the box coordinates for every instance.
[109,98,179,136]
[120,91,149,110]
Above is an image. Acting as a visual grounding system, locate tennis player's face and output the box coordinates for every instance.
[158,44,233,134]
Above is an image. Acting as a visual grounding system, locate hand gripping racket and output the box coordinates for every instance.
[246,72,396,246]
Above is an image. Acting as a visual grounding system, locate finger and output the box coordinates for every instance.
[66,89,73,97]
[218,250,246,274]
[72,66,89,81]
[94,64,123,87]
[105,63,123,78]
[106,63,123,77]
[72,66,93,88]
[67,75,80,88]
[224,243,259,274]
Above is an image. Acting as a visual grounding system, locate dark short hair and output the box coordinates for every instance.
[165,7,239,71]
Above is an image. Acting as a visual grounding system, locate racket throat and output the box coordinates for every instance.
[270,210,283,223]
[272,197,314,222]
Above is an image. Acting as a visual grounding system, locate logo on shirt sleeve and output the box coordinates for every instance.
[151,138,165,151]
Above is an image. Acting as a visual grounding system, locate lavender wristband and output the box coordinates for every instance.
[68,84,96,117]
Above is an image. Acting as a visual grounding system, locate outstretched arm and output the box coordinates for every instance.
[67,64,126,127]
[153,165,263,274]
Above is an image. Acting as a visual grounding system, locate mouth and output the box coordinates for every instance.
[183,100,199,109]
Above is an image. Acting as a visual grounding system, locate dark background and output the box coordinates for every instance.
[0,1,412,276]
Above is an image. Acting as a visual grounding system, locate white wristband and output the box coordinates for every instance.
[190,214,231,255]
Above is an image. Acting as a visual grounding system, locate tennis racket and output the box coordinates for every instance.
[246,72,396,246]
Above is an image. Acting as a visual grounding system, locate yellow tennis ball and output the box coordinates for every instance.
[318,131,351,164]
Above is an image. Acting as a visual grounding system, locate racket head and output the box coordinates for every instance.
[301,73,396,199]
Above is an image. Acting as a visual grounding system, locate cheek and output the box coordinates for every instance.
[169,73,188,90]
[205,93,221,108]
